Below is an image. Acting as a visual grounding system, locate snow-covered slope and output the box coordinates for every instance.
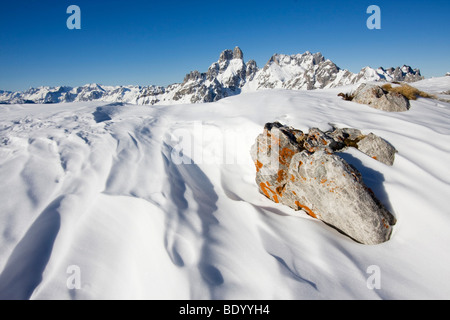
[0,48,423,106]
[0,78,449,299]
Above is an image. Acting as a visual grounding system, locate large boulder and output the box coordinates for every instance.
[251,122,396,244]
[284,150,395,244]
[352,83,410,112]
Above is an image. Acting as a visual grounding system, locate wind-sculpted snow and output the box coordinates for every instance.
[0,81,450,299]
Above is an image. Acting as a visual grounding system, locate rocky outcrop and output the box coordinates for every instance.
[356,133,397,166]
[351,83,410,112]
[390,66,423,82]
[329,126,397,166]
[251,122,396,245]
[250,122,304,202]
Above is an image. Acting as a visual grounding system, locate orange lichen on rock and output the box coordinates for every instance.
[295,201,318,219]
[260,182,279,203]
[255,160,263,172]
[277,170,287,183]
[276,186,284,196]
[290,174,296,182]
[279,147,296,166]
[258,146,266,153]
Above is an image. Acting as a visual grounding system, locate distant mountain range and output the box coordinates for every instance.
[0,47,423,105]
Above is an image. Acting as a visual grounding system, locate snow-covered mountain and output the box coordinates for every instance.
[0,47,423,105]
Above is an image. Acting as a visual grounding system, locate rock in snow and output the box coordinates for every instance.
[251,122,396,245]
[329,126,397,166]
[356,133,397,166]
[352,83,410,112]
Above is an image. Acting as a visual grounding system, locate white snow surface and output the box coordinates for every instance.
[0,78,450,300]
[411,76,450,98]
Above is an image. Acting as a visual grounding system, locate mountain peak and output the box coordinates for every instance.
[233,46,243,60]
[219,46,244,62]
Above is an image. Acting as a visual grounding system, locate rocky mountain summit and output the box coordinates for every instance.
[0,47,423,105]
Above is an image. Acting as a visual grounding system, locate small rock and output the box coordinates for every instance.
[328,126,397,166]
[303,128,339,153]
[356,133,397,166]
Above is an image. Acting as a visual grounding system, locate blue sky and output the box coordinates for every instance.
[1,0,449,91]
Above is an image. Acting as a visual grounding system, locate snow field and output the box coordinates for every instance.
[1,79,450,299]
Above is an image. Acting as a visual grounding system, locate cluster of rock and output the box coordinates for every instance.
[0,47,424,105]
[350,83,411,112]
[251,122,396,245]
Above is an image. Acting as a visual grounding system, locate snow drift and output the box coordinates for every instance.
[0,77,450,299]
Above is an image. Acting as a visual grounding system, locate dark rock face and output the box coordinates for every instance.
[233,46,244,60]
[219,49,234,62]
[389,66,424,82]
[245,60,258,81]
[250,122,396,245]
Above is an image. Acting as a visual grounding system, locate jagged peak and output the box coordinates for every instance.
[219,46,244,62]
[233,46,243,60]
[266,51,326,68]
[80,83,105,91]
[246,59,257,67]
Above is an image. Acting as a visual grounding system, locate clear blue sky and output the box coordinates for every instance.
[1,0,449,91]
